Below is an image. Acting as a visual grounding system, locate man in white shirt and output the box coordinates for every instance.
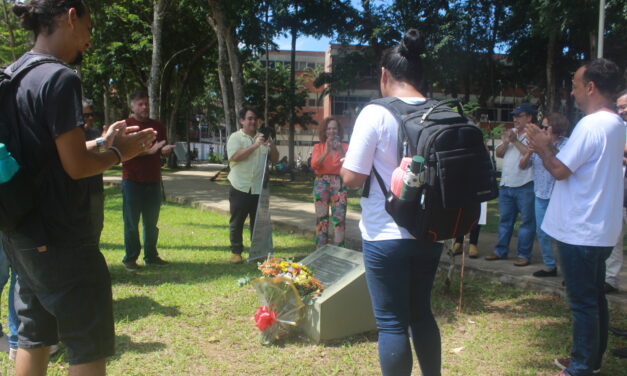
[526,59,624,376]
[485,104,536,266]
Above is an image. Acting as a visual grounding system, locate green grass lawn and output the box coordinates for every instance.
[0,186,625,375]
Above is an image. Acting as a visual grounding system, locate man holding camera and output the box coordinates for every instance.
[226,107,278,263]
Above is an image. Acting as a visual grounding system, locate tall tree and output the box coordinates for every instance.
[148,0,173,118]
[207,0,245,134]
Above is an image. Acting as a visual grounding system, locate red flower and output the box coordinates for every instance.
[254,305,276,331]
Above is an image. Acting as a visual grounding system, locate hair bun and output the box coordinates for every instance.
[399,29,425,61]
[12,3,36,31]
[12,3,29,18]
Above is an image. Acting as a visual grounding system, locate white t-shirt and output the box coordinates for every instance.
[500,131,533,187]
[343,99,426,241]
[542,110,625,247]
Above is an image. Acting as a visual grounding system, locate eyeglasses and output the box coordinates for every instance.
[83,113,94,118]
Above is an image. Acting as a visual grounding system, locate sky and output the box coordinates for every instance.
[272,0,382,52]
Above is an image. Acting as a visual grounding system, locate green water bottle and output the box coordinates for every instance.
[0,143,20,184]
[400,155,425,201]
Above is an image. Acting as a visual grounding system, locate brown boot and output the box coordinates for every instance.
[452,242,463,255]
[468,244,479,258]
[230,253,244,264]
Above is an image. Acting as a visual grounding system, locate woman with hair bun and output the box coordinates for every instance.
[341,29,442,376]
[311,116,348,248]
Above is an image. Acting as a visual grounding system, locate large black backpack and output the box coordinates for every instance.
[0,56,59,232]
[366,97,499,242]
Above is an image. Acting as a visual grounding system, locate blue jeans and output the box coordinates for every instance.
[122,180,162,263]
[535,197,556,270]
[0,244,20,349]
[558,242,612,376]
[494,182,536,259]
[363,239,443,376]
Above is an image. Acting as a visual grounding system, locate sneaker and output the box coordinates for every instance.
[230,253,243,264]
[611,347,627,358]
[145,257,169,266]
[513,257,530,267]
[604,282,618,294]
[8,344,58,361]
[49,344,59,356]
[8,347,16,361]
[484,253,503,261]
[123,261,141,272]
[451,242,463,256]
[609,326,627,338]
[468,244,479,258]
[0,335,8,353]
[554,357,600,374]
[533,268,557,277]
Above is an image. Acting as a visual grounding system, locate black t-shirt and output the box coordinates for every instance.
[9,52,103,248]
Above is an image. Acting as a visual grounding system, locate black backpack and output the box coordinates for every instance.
[365,97,499,242]
[0,56,59,232]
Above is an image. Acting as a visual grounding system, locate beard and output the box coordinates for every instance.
[70,51,84,66]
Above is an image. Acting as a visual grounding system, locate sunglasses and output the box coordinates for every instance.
[83,113,94,118]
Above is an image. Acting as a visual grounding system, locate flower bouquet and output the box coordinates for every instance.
[251,257,324,344]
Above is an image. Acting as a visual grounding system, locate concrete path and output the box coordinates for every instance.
[104,164,627,313]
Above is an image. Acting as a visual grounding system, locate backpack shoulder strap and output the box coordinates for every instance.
[3,55,63,81]
[361,97,433,198]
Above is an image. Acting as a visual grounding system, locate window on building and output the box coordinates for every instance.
[332,96,371,116]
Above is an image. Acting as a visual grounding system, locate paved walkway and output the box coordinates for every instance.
[104,164,627,312]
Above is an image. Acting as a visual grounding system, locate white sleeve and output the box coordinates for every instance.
[556,120,598,173]
[342,105,384,175]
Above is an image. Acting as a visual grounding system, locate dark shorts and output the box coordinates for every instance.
[3,238,114,365]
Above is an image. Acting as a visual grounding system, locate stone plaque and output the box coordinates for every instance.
[305,254,358,288]
[248,152,273,261]
[299,245,376,342]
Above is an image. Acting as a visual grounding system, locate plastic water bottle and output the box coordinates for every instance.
[0,143,20,184]
[400,155,425,201]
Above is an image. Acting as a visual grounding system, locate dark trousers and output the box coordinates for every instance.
[122,180,162,263]
[229,186,259,254]
[363,239,443,376]
[455,224,481,245]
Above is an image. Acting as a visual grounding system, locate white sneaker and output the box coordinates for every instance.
[0,335,9,353]
[49,344,59,356]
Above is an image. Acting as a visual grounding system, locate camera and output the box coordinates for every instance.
[259,126,273,141]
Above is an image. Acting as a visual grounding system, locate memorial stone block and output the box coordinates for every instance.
[299,245,376,342]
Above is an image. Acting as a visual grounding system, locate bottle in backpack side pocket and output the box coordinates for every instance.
[0,143,19,184]
[400,155,425,201]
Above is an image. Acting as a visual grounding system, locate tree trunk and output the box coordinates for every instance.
[148,0,167,119]
[225,27,244,119]
[288,26,297,167]
[208,13,236,138]
[546,30,560,113]
[167,43,212,144]
[207,0,243,132]
[1,0,16,61]
[103,85,111,126]
[264,3,270,128]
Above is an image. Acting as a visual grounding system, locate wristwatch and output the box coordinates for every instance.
[96,137,105,152]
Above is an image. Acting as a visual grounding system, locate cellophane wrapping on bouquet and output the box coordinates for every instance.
[251,257,324,344]
[251,277,305,344]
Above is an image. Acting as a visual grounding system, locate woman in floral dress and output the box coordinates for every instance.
[311,117,349,247]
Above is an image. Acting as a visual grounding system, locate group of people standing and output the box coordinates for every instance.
[1,1,625,376]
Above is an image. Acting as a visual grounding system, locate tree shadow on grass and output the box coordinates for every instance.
[109,261,260,287]
[109,334,167,360]
[113,295,180,323]
[99,242,228,252]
